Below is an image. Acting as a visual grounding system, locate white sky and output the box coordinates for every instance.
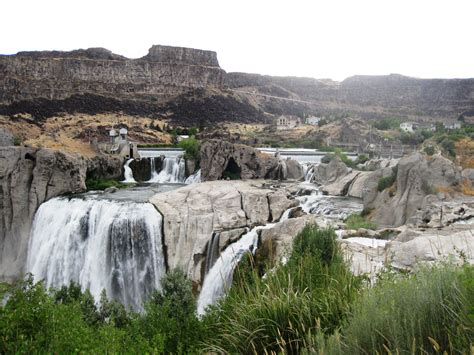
[1,0,473,81]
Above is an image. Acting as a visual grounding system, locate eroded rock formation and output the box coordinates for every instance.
[200,139,280,181]
[0,147,87,280]
[149,180,296,287]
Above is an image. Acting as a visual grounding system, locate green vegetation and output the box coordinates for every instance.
[321,148,358,168]
[344,213,377,230]
[371,117,402,131]
[337,264,474,354]
[1,227,472,354]
[377,166,398,192]
[0,271,204,354]
[13,136,22,146]
[85,178,129,191]
[178,136,200,161]
[202,225,362,354]
[423,145,436,156]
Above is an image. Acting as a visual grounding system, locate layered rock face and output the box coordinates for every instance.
[227,72,474,118]
[0,45,225,104]
[0,147,87,280]
[149,180,296,286]
[200,139,280,181]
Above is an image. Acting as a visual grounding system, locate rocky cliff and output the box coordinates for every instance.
[0,45,225,105]
[0,146,123,280]
[0,147,86,280]
[1,45,473,124]
[227,72,474,119]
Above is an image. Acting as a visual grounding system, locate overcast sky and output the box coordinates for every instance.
[1,0,473,81]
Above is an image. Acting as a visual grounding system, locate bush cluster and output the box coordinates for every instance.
[1,226,472,354]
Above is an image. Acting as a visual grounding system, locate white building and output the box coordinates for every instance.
[400,122,419,133]
[305,116,322,125]
[444,122,462,130]
[276,115,300,130]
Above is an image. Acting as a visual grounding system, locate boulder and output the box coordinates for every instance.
[313,156,349,185]
[284,159,304,180]
[129,157,155,182]
[149,180,295,286]
[86,154,123,180]
[365,153,462,227]
[259,215,317,262]
[200,139,280,181]
[322,171,361,196]
[0,147,87,280]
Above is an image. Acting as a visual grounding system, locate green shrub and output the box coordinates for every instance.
[178,136,200,161]
[354,154,369,165]
[203,225,362,354]
[423,145,436,156]
[13,136,22,146]
[344,213,377,230]
[85,178,129,191]
[377,175,395,191]
[440,138,456,157]
[377,166,398,192]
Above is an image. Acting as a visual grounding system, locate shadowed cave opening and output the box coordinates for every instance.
[222,157,241,180]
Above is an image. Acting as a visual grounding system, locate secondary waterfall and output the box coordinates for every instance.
[148,157,186,183]
[197,184,362,314]
[185,169,201,184]
[27,197,166,310]
[197,224,276,315]
[123,158,136,183]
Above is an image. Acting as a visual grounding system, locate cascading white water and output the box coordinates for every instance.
[27,197,166,310]
[185,169,201,184]
[148,157,186,183]
[197,183,363,314]
[122,159,136,183]
[197,223,276,315]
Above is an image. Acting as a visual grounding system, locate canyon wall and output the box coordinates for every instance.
[227,72,474,119]
[1,44,473,121]
[0,46,225,104]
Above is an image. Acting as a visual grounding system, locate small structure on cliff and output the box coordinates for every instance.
[276,115,301,130]
[92,126,138,158]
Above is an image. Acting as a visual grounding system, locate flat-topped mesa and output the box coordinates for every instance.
[0,45,225,104]
[141,45,220,67]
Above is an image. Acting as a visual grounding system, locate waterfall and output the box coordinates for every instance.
[122,159,136,183]
[185,169,201,184]
[27,197,166,310]
[301,162,316,182]
[204,231,221,274]
[197,184,363,314]
[197,223,277,315]
[148,157,186,183]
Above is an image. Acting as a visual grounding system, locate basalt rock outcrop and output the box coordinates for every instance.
[0,147,87,280]
[1,45,473,124]
[149,180,296,287]
[363,153,463,227]
[200,139,281,181]
[0,45,225,105]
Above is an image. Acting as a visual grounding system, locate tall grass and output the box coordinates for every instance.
[303,264,474,354]
[202,225,362,354]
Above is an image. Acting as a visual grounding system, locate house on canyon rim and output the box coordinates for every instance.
[276,115,301,130]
